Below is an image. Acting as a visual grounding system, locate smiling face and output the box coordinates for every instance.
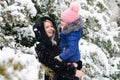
[44,20,55,38]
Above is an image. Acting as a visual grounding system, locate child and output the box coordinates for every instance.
[55,2,84,78]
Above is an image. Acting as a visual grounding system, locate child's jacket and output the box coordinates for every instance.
[59,18,84,62]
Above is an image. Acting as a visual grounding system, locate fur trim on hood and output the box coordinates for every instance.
[62,18,84,34]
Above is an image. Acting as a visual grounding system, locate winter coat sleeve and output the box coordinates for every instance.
[35,42,76,76]
[60,28,83,61]
[59,33,68,53]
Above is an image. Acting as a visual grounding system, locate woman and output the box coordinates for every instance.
[33,16,82,80]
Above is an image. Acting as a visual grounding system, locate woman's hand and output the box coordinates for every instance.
[68,62,84,78]
[75,70,84,78]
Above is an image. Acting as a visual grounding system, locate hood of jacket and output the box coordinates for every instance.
[62,18,84,34]
[33,16,59,49]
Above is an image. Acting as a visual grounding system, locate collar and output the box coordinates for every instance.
[62,18,84,34]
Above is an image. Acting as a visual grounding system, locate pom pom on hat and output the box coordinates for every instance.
[61,2,80,23]
[70,2,80,13]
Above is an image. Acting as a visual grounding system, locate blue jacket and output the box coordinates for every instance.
[59,26,83,62]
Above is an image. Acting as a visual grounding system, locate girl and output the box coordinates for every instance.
[55,2,84,79]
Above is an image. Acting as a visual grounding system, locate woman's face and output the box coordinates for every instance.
[44,20,54,38]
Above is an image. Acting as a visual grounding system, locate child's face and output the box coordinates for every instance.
[61,20,67,27]
[44,20,54,38]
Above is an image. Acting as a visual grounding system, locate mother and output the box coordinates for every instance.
[33,16,82,80]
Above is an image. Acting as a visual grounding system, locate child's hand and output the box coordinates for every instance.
[75,70,84,78]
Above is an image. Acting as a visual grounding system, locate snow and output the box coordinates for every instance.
[0,47,40,80]
[14,0,37,17]
[0,47,15,62]
[0,17,3,22]
[79,39,110,76]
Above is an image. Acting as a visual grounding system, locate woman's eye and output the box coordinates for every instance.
[45,26,49,28]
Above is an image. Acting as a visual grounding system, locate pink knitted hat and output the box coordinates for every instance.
[61,2,80,24]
